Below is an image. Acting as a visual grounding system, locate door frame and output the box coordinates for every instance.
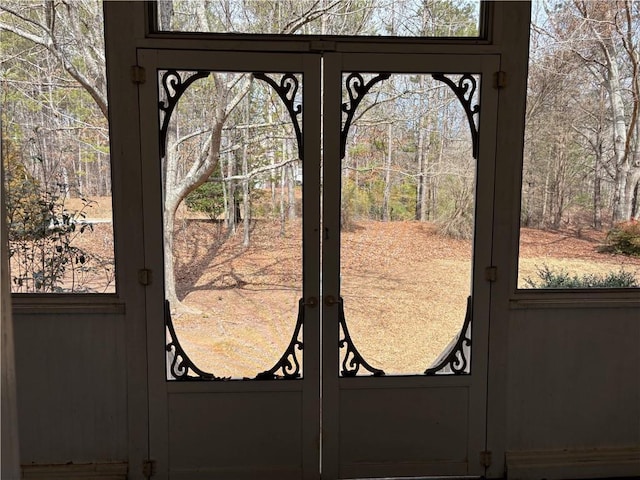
[139,50,499,478]
[137,47,500,480]
[102,2,535,479]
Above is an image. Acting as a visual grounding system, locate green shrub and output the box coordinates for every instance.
[185,181,225,219]
[524,265,639,289]
[4,139,109,292]
[390,182,416,221]
[600,220,640,257]
[3,140,49,240]
[7,191,101,292]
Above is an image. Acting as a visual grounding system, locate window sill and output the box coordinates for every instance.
[11,294,125,315]
[510,289,640,309]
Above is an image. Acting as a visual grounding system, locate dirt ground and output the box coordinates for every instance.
[170,218,640,379]
[59,197,640,378]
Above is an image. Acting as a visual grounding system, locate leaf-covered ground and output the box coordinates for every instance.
[62,197,640,377]
[169,218,640,378]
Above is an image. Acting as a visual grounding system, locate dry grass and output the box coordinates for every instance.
[518,227,640,287]
[65,196,114,219]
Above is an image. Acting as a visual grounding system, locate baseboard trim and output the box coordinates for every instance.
[21,462,128,480]
[506,446,640,480]
[339,460,469,479]
[168,466,302,480]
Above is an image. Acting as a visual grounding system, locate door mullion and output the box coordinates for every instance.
[301,54,322,480]
[321,52,343,480]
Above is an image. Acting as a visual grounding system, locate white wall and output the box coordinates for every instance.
[508,307,639,449]
[13,310,128,464]
[504,304,640,478]
[12,304,640,477]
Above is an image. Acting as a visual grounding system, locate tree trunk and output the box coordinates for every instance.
[158,0,174,29]
[161,78,228,310]
[415,75,429,222]
[593,150,603,229]
[628,171,640,219]
[163,196,180,307]
[605,45,632,221]
[227,154,237,234]
[279,164,286,236]
[286,136,295,221]
[382,123,392,221]
[631,180,640,219]
[415,107,427,219]
[162,108,180,307]
[287,162,296,221]
[280,138,287,235]
[220,152,229,224]
[242,180,250,246]
[242,96,251,247]
[416,129,425,221]
[270,176,276,217]
[242,135,250,247]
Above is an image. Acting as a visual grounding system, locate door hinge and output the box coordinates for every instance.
[142,459,156,478]
[493,70,506,89]
[480,450,492,468]
[131,65,146,84]
[485,266,497,282]
[138,268,152,286]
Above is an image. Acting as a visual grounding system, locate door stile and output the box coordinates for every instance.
[465,54,500,477]
[320,53,343,480]
[301,54,322,480]
[137,48,170,480]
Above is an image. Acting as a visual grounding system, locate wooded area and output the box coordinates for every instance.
[524,0,640,228]
[1,0,639,294]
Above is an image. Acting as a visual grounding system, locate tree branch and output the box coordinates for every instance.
[214,157,300,182]
[0,5,108,119]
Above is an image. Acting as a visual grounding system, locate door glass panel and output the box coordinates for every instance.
[159,70,304,380]
[156,0,482,37]
[339,72,479,376]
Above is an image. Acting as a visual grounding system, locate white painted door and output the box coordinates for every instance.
[321,52,499,479]
[138,49,322,480]
[138,48,498,479]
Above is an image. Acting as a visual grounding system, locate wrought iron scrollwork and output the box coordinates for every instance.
[255,298,304,380]
[253,73,303,160]
[158,70,210,158]
[340,72,391,159]
[338,298,385,377]
[432,73,480,159]
[165,300,223,381]
[425,296,472,375]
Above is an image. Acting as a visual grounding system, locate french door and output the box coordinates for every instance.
[138,48,498,480]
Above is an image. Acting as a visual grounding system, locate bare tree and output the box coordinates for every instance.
[540,0,640,223]
[0,1,107,117]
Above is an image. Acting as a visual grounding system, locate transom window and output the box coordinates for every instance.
[155,0,483,38]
